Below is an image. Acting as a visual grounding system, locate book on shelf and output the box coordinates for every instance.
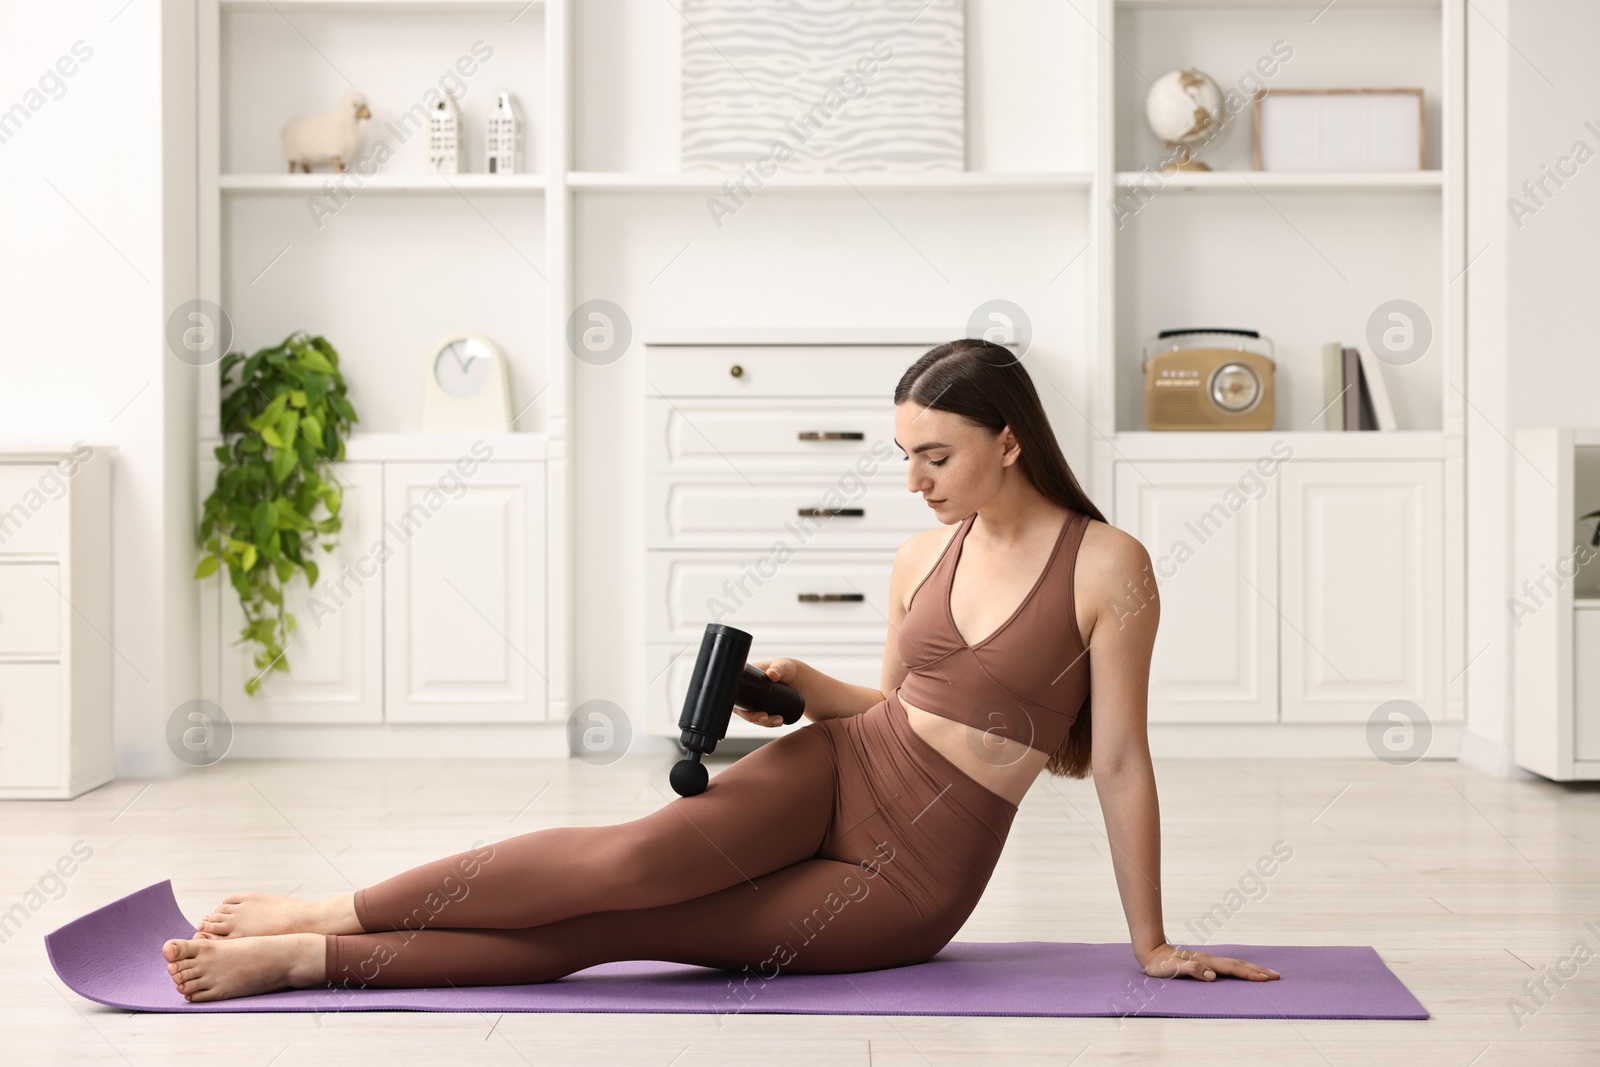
[1322,342,1345,430]
[1356,346,1398,431]
[1322,341,1398,431]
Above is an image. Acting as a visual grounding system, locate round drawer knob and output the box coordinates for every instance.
[729,364,743,378]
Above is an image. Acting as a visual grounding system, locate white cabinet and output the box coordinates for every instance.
[1113,462,1278,724]
[384,462,546,723]
[1575,607,1600,764]
[0,663,64,789]
[221,462,384,723]
[1513,427,1600,780]
[1114,455,1443,725]
[1280,461,1442,723]
[0,447,114,799]
[212,449,548,728]
[642,339,942,739]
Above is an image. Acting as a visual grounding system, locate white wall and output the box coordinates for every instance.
[0,0,197,778]
[1462,0,1600,775]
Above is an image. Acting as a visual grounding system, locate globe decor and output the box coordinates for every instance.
[1145,68,1226,173]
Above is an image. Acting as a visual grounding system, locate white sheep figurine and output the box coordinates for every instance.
[281,91,371,174]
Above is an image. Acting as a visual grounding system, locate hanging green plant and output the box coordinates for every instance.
[194,332,359,694]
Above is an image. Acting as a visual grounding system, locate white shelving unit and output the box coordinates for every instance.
[192,0,1466,757]
[1513,428,1600,781]
[196,0,569,752]
[1093,0,1466,748]
[0,446,115,799]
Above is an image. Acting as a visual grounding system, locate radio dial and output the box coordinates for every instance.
[1209,362,1262,413]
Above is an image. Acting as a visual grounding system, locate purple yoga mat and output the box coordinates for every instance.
[45,881,1428,1018]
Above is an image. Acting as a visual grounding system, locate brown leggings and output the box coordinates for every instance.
[323,689,1020,989]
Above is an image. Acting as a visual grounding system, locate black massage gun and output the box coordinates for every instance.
[670,623,806,797]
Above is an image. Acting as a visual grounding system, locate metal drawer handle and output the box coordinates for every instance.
[798,592,865,603]
[798,507,864,518]
[797,431,865,441]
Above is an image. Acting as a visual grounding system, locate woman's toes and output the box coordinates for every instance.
[198,911,235,938]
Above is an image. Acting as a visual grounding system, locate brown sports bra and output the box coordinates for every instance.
[896,509,1091,755]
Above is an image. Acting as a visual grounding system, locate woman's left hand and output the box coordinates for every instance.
[1139,943,1280,982]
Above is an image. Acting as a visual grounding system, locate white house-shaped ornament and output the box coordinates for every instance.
[486,90,522,175]
[429,92,460,175]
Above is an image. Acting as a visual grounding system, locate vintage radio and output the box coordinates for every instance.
[1142,328,1276,431]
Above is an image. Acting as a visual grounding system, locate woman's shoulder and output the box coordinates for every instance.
[1076,515,1152,578]
[1074,516,1158,638]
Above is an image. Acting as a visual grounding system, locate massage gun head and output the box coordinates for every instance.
[669,758,708,798]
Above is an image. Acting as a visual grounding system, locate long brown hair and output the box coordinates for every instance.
[895,338,1110,779]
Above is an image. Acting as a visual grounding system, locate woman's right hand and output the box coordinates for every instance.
[734,659,806,728]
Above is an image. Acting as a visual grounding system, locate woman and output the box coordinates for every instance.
[163,338,1280,1002]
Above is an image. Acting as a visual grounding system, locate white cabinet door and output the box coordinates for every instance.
[0,663,60,788]
[0,564,62,655]
[1113,462,1279,724]
[1575,608,1600,762]
[1280,461,1442,723]
[383,461,546,723]
[220,462,384,723]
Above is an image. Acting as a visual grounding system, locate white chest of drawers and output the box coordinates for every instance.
[642,338,943,741]
[0,445,114,799]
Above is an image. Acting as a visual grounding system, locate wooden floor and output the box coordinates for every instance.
[4,751,1597,1065]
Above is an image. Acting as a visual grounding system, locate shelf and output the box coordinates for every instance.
[565,172,1092,193]
[1112,430,1446,461]
[199,432,547,462]
[0,443,117,460]
[1115,170,1443,191]
[219,174,546,193]
[220,0,542,11]
[1116,0,1437,8]
[643,327,955,347]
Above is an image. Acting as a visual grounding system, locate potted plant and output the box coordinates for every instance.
[195,332,359,694]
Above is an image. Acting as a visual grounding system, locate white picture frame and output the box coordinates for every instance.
[1253,89,1424,171]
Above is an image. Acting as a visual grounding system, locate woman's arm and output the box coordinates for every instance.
[1096,762,1166,964]
[1083,526,1280,983]
[762,530,933,723]
[794,661,883,722]
[1079,528,1167,966]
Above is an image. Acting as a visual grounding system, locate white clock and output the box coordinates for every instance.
[421,332,512,432]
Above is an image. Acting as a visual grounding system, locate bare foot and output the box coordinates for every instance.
[194,891,360,939]
[163,933,325,1002]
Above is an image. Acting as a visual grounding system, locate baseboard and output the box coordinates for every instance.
[1454,729,1539,779]
[1145,721,1465,760]
[221,723,576,760]
[114,748,176,780]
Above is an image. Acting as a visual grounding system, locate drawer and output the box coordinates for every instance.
[646,398,898,472]
[1577,608,1600,762]
[647,473,935,549]
[0,465,66,556]
[647,641,888,739]
[645,344,924,398]
[0,563,62,655]
[647,550,893,644]
[0,662,61,788]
